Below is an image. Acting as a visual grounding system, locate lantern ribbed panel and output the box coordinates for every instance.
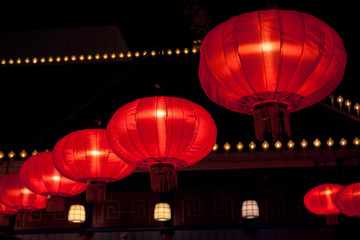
[0,172,46,211]
[52,129,136,183]
[106,96,217,169]
[304,183,343,215]
[0,202,17,215]
[198,9,347,115]
[335,183,360,218]
[20,152,87,197]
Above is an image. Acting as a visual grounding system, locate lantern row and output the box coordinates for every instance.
[328,94,360,117]
[213,137,360,153]
[0,46,201,67]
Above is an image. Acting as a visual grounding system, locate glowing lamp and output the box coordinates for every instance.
[223,142,231,152]
[68,204,86,223]
[353,137,360,148]
[313,138,321,150]
[300,139,308,150]
[335,183,360,218]
[249,141,256,152]
[261,141,269,151]
[337,96,344,110]
[154,202,171,221]
[287,140,295,151]
[339,138,347,148]
[274,140,282,151]
[241,200,259,219]
[327,138,334,149]
[236,142,244,152]
[212,143,218,152]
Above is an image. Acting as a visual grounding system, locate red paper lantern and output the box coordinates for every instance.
[304,183,344,225]
[20,151,87,212]
[107,96,217,192]
[52,129,136,202]
[335,183,360,218]
[0,172,47,225]
[0,202,16,216]
[198,9,347,141]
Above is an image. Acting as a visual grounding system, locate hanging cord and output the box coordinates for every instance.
[25,21,190,150]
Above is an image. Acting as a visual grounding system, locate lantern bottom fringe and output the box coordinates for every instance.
[326,214,338,225]
[86,181,107,202]
[253,102,291,142]
[15,210,31,227]
[149,163,177,193]
[46,195,65,212]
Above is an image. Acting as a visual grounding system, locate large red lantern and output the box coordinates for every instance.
[107,96,217,192]
[198,9,347,141]
[304,183,344,225]
[0,172,47,224]
[335,183,360,218]
[52,129,136,202]
[0,202,16,216]
[20,151,87,212]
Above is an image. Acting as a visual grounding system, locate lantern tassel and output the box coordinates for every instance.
[86,181,107,202]
[149,163,177,193]
[253,102,291,142]
[15,210,31,227]
[46,195,65,212]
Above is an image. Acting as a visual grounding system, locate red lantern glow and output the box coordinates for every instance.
[0,202,16,216]
[304,183,344,225]
[107,96,217,192]
[335,183,360,218]
[52,129,136,202]
[198,9,347,141]
[20,151,87,212]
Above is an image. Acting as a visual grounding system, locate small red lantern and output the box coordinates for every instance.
[198,9,347,141]
[335,183,360,218]
[0,202,17,216]
[107,96,217,192]
[0,172,47,225]
[304,183,344,225]
[52,129,136,202]
[20,151,87,212]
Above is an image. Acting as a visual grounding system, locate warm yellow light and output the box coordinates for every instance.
[287,140,295,150]
[1,59,6,65]
[191,47,197,54]
[126,52,132,58]
[313,138,321,149]
[337,95,344,110]
[249,141,256,151]
[87,54,93,60]
[354,103,360,117]
[48,56,54,63]
[19,150,27,159]
[56,56,61,62]
[134,51,140,58]
[79,55,85,61]
[167,49,172,55]
[68,204,86,223]
[40,57,46,63]
[95,54,100,60]
[25,58,30,64]
[110,53,116,59]
[274,140,282,150]
[16,58,22,64]
[142,51,147,56]
[63,56,69,62]
[52,176,61,181]
[236,142,244,152]
[31,150,38,156]
[154,202,171,221]
[8,59,14,64]
[339,138,347,148]
[8,151,15,159]
[150,50,156,56]
[119,52,125,58]
[32,57,38,64]
[326,138,334,148]
[212,143,218,152]
[103,53,108,59]
[90,150,101,156]
[345,99,351,112]
[241,200,259,219]
[223,142,231,152]
[0,151,4,160]
[156,109,166,117]
[353,137,360,148]
[175,49,181,55]
[184,48,189,54]
[261,141,269,151]
[300,139,308,150]
[71,55,77,61]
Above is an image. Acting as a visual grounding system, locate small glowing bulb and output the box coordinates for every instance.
[32,57,38,64]
[71,55,77,61]
[339,138,347,148]
[110,53,116,59]
[119,52,125,58]
[184,48,189,54]
[151,50,156,56]
[19,150,27,159]
[300,139,308,150]
[354,103,360,117]
[313,138,321,150]
[40,57,46,63]
[212,143,218,152]
[95,54,100,60]
[48,56,54,63]
[345,100,351,113]
[126,52,132,58]
[261,141,269,151]
[287,140,294,150]
[103,53,108,59]
[87,54,93,60]
[8,151,15,159]
[326,138,334,149]
[8,59,14,64]
[167,49,172,55]
[353,137,360,148]
[0,151,4,160]
[52,176,61,181]
[31,150,38,156]
[249,141,256,151]
[16,58,22,64]
[79,55,85,61]
[1,59,6,65]
[134,51,140,58]
[274,140,282,151]
[25,58,30,64]
[191,47,197,54]
[142,51,147,56]
[175,49,181,55]
[63,56,69,62]
[337,95,344,110]
[223,142,231,152]
[236,142,244,152]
